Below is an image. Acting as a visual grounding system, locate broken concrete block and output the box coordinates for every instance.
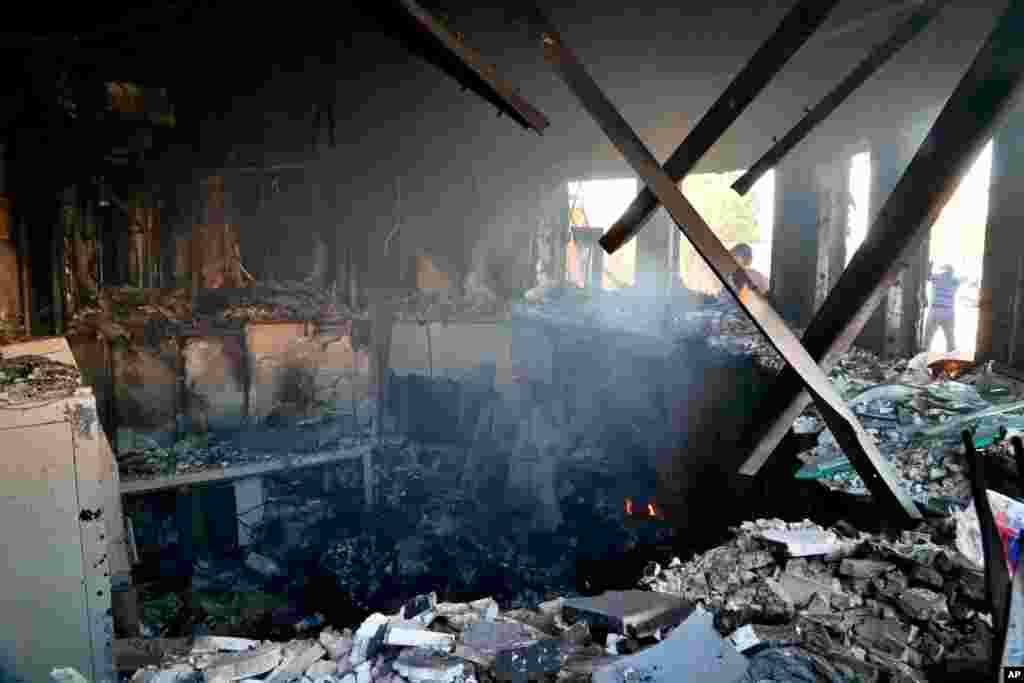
[191,636,261,654]
[896,588,950,622]
[469,597,500,621]
[562,591,691,638]
[431,598,500,630]
[759,528,841,556]
[910,565,945,590]
[204,644,283,682]
[492,637,562,683]
[593,607,746,683]
[461,620,548,660]
[305,660,338,678]
[350,613,391,666]
[392,650,466,683]
[775,572,838,608]
[319,628,354,661]
[128,668,203,683]
[604,634,626,656]
[727,623,800,654]
[266,642,326,683]
[502,609,558,636]
[840,559,897,579]
[384,621,456,652]
[852,618,911,658]
[537,597,563,616]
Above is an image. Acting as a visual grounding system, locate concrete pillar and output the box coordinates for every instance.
[235,476,265,547]
[771,155,849,327]
[860,132,920,357]
[978,111,1024,364]
[635,209,674,293]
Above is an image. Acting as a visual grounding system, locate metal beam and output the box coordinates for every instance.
[597,0,841,256]
[732,0,948,196]
[739,0,1024,477]
[534,8,921,523]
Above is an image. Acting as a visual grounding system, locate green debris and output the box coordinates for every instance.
[140,591,184,634]
[195,591,288,629]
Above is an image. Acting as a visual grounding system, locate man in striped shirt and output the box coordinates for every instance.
[924,263,962,352]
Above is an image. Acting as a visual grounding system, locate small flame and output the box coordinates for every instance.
[647,502,657,518]
[624,497,633,516]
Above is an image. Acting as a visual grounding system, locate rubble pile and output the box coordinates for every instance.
[643,517,997,681]
[0,353,83,404]
[124,589,722,683]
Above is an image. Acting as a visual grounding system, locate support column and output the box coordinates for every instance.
[860,132,918,357]
[635,208,674,293]
[234,476,265,547]
[813,158,851,312]
[978,110,1024,364]
[771,154,848,326]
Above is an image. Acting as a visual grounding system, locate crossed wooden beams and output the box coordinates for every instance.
[529,0,1024,524]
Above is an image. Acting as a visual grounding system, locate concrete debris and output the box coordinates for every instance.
[400,593,438,621]
[191,636,261,654]
[392,650,466,683]
[350,613,392,666]
[757,527,843,557]
[202,644,283,682]
[645,518,1004,682]
[305,659,339,678]
[319,627,354,661]
[384,621,456,651]
[266,641,326,683]
[593,607,747,683]
[562,590,691,638]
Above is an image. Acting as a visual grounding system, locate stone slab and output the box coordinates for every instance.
[562,591,692,638]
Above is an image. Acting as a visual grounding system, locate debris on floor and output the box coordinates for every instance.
[643,517,1003,681]
[0,353,83,404]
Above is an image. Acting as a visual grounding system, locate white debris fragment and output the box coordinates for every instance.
[319,627,354,661]
[50,669,90,683]
[266,641,326,683]
[191,636,261,654]
[350,613,391,667]
[384,621,456,651]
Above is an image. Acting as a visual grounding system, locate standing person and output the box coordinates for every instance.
[924,263,962,352]
[721,243,769,298]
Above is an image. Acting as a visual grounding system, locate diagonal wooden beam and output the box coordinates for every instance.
[598,0,841,256]
[533,8,920,523]
[739,0,1024,477]
[732,0,949,196]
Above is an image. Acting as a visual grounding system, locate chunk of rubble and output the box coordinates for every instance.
[727,623,800,654]
[191,636,261,654]
[400,592,437,621]
[350,613,391,666]
[384,621,456,651]
[319,628,353,661]
[392,650,466,683]
[562,590,691,638]
[758,527,843,557]
[203,644,283,682]
[896,588,950,622]
[840,559,897,579]
[265,641,325,683]
[593,607,747,683]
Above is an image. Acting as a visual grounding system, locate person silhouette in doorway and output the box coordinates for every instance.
[924,263,962,353]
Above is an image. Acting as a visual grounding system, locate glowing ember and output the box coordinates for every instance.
[647,502,657,518]
[624,498,633,516]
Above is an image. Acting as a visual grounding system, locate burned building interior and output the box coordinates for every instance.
[5,0,1024,681]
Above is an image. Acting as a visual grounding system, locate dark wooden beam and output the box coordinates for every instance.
[732,0,948,196]
[740,0,1024,477]
[535,6,921,524]
[597,0,841,256]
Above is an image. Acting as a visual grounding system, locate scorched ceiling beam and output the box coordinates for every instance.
[597,0,841,256]
[366,0,550,134]
[531,7,921,524]
[738,0,1024,477]
[732,0,949,196]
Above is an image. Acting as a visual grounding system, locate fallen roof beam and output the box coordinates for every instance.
[738,0,1024,477]
[732,0,948,196]
[534,7,920,524]
[365,0,550,134]
[597,0,840,256]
